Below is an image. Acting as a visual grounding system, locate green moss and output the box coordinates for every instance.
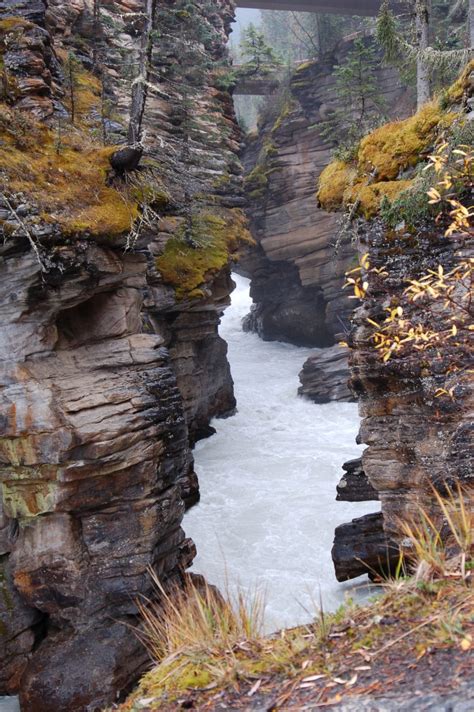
[440,59,474,107]
[243,139,280,199]
[155,210,253,300]
[244,164,269,198]
[348,179,414,219]
[272,99,297,133]
[379,177,436,228]
[316,68,466,220]
[295,60,316,73]
[0,17,33,33]
[2,480,57,518]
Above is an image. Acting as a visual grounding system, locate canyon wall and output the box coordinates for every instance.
[241,41,412,349]
[320,67,474,579]
[0,1,248,709]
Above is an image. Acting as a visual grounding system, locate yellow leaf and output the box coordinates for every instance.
[460,636,472,651]
[360,253,370,269]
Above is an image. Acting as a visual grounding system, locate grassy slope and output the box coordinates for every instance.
[120,573,472,711]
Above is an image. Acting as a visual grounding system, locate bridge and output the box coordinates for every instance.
[236,0,404,16]
[232,65,285,95]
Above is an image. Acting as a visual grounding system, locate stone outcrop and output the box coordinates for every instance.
[325,65,474,578]
[0,1,247,708]
[336,458,378,503]
[241,38,412,348]
[332,512,398,582]
[298,345,353,403]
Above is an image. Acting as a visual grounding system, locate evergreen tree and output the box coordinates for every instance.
[319,38,386,159]
[377,0,470,108]
[239,23,281,75]
[63,51,81,125]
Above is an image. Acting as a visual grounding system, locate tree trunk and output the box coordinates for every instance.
[415,0,431,109]
[128,0,156,145]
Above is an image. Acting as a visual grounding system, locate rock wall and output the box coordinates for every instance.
[0,1,247,708]
[298,345,353,403]
[320,66,474,579]
[241,38,412,349]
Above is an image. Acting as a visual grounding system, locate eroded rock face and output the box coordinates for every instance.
[241,41,412,348]
[0,0,244,708]
[332,512,398,582]
[350,222,473,542]
[0,244,195,709]
[298,345,353,403]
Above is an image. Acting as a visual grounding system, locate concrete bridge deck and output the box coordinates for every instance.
[236,0,405,16]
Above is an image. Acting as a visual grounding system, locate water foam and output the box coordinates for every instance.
[184,274,377,631]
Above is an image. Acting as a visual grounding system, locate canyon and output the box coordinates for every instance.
[0,0,472,710]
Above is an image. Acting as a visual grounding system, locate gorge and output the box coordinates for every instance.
[186,274,374,632]
[0,1,472,710]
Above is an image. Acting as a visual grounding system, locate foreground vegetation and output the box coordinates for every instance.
[120,489,472,711]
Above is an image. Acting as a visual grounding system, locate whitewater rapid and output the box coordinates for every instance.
[184,274,377,631]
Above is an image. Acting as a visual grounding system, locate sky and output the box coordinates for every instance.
[229,8,261,46]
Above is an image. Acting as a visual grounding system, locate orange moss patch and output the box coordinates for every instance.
[156,209,254,300]
[56,48,103,127]
[442,59,474,106]
[357,103,453,181]
[0,17,33,34]
[0,103,136,236]
[347,179,414,219]
[317,70,464,218]
[317,160,357,210]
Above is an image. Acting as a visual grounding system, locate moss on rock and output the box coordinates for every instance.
[316,65,470,221]
[155,209,254,300]
[357,103,452,181]
[0,103,138,237]
[317,160,357,211]
[347,179,414,219]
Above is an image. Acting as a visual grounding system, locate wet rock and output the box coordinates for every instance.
[241,43,412,347]
[0,1,244,708]
[332,512,399,582]
[336,458,379,502]
[298,345,354,403]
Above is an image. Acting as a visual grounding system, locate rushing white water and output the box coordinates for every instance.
[185,274,378,632]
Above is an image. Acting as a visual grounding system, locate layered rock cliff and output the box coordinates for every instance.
[241,40,412,350]
[0,1,249,709]
[321,65,474,579]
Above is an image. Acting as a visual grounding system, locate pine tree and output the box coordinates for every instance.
[319,38,386,159]
[63,51,81,125]
[239,24,281,75]
[377,0,470,109]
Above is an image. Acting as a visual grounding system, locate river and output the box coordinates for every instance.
[185,274,377,632]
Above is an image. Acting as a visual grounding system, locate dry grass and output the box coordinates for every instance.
[399,485,473,584]
[121,490,473,710]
